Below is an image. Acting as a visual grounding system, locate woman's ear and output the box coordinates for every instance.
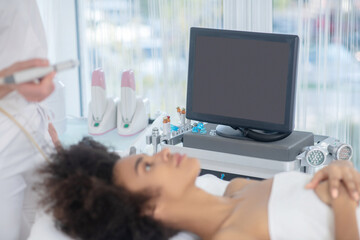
[153,201,168,221]
[142,198,164,219]
[142,202,156,216]
[142,188,170,220]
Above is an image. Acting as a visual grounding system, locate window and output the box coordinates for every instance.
[273,0,360,166]
[75,0,359,165]
[76,0,224,118]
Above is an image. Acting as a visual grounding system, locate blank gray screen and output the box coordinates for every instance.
[192,36,290,124]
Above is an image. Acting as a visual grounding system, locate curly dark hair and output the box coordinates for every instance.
[39,137,176,240]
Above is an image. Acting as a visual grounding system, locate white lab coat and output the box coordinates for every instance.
[0,0,48,69]
[0,0,54,239]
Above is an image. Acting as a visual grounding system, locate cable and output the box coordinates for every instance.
[0,107,50,162]
[238,128,291,142]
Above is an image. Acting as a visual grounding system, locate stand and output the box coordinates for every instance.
[216,125,291,142]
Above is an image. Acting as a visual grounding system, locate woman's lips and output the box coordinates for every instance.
[176,154,185,167]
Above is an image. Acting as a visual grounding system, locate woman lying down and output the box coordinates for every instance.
[39,137,360,240]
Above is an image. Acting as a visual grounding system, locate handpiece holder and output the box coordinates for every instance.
[88,98,117,135]
[146,122,193,154]
[117,70,149,136]
[88,69,117,135]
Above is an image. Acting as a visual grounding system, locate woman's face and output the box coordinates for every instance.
[113,148,201,199]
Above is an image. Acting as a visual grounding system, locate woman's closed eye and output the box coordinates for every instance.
[145,162,153,172]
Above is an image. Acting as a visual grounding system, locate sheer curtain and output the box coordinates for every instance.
[77,0,223,118]
[36,0,80,133]
[77,0,272,116]
[273,0,360,167]
[223,0,272,32]
[77,0,359,165]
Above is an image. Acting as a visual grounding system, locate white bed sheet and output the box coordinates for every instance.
[28,174,229,240]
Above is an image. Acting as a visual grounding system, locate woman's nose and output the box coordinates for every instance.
[156,148,170,162]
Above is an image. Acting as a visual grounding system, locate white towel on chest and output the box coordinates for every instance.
[268,171,360,240]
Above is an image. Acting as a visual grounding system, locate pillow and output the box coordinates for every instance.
[28,174,229,240]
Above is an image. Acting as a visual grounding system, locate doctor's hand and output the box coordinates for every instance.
[0,58,55,102]
[306,160,360,201]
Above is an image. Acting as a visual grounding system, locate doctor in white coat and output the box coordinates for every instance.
[0,0,58,239]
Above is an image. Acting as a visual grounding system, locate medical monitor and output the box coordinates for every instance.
[186,27,299,139]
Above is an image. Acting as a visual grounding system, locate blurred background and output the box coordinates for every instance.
[36,0,360,167]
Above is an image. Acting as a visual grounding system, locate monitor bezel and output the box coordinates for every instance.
[186,27,299,133]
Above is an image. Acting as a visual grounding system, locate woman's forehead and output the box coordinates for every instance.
[114,155,136,185]
[121,153,146,163]
[114,154,148,188]
[117,154,137,169]
[115,153,146,175]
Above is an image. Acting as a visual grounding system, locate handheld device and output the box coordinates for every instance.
[0,59,79,85]
[88,68,117,135]
[91,69,107,122]
[317,137,353,161]
[117,70,149,136]
[120,70,137,124]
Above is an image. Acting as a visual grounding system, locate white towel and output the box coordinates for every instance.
[268,171,360,240]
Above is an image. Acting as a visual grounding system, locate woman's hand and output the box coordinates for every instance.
[316,180,360,240]
[0,58,55,101]
[48,122,62,151]
[315,180,357,207]
[306,160,360,201]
